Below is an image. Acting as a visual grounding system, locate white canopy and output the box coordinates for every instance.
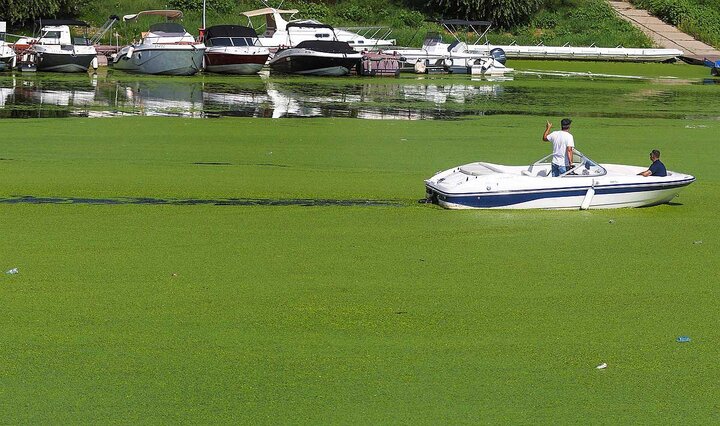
[241,8,298,18]
[123,10,183,22]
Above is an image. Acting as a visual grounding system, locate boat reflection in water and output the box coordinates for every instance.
[0,75,507,119]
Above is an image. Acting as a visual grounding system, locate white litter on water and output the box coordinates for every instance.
[596,362,608,369]
[5,268,19,275]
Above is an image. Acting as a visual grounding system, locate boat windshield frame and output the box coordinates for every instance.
[529,148,607,177]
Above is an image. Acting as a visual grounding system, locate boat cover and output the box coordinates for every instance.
[205,25,258,39]
[296,40,355,53]
[241,8,299,17]
[287,22,335,31]
[148,22,187,34]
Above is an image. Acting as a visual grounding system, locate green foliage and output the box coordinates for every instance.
[395,9,425,26]
[494,0,652,48]
[427,0,543,28]
[633,0,720,48]
[296,1,331,21]
[168,0,234,14]
[0,0,92,25]
[633,0,720,47]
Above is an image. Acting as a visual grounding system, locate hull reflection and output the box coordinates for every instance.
[0,75,510,119]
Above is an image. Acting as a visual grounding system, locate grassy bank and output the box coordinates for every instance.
[0,115,718,422]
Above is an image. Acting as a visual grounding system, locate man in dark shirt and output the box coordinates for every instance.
[639,149,667,177]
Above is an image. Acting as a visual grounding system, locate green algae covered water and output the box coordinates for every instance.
[0,61,718,423]
[1,60,717,119]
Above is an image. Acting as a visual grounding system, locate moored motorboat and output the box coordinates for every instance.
[113,10,205,75]
[241,7,395,51]
[0,22,16,71]
[425,149,695,209]
[201,25,269,74]
[20,19,98,72]
[392,32,511,75]
[269,23,362,76]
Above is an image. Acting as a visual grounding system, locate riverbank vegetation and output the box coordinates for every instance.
[631,0,720,48]
[5,0,653,48]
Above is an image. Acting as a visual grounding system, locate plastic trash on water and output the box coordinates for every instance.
[676,336,691,343]
[596,362,608,369]
[5,268,19,275]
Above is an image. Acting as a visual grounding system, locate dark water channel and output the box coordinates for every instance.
[1,69,718,120]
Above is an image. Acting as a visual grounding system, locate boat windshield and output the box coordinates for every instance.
[208,37,258,47]
[529,148,606,177]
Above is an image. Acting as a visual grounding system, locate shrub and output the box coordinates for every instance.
[169,0,235,14]
[427,0,543,28]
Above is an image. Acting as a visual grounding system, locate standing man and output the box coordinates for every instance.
[542,118,575,177]
[638,149,667,177]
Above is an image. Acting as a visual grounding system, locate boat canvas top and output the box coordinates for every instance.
[123,10,183,22]
[205,25,258,39]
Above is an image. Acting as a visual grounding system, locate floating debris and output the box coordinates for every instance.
[608,219,615,224]
[596,362,608,369]
[693,240,703,245]
[5,268,18,275]
[676,336,691,343]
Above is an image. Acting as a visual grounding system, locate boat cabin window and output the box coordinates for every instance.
[314,33,331,38]
[209,37,258,47]
[40,31,62,44]
[232,37,257,46]
[209,37,233,46]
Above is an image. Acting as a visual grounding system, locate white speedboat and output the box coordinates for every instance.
[201,25,269,74]
[269,23,362,76]
[425,149,695,209]
[113,10,205,75]
[241,7,395,51]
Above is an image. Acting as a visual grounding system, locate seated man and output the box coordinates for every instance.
[638,149,667,177]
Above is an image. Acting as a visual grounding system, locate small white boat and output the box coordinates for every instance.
[113,10,205,75]
[425,149,695,209]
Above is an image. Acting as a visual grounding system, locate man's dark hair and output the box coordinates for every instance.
[651,149,661,158]
[561,118,572,129]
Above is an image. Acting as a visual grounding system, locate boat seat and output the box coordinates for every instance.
[521,169,548,177]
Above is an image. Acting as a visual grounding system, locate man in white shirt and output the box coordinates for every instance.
[542,118,575,177]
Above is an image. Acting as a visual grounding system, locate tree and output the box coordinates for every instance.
[420,0,543,28]
[1,0,91,26]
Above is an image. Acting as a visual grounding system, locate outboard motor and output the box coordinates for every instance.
[489,47,507,65]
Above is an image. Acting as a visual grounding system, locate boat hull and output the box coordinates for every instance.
[427,179,694,209]
[204,51,268,74]
[269,49,361,76]
[114,46,205,75]
[35,52,96,73]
